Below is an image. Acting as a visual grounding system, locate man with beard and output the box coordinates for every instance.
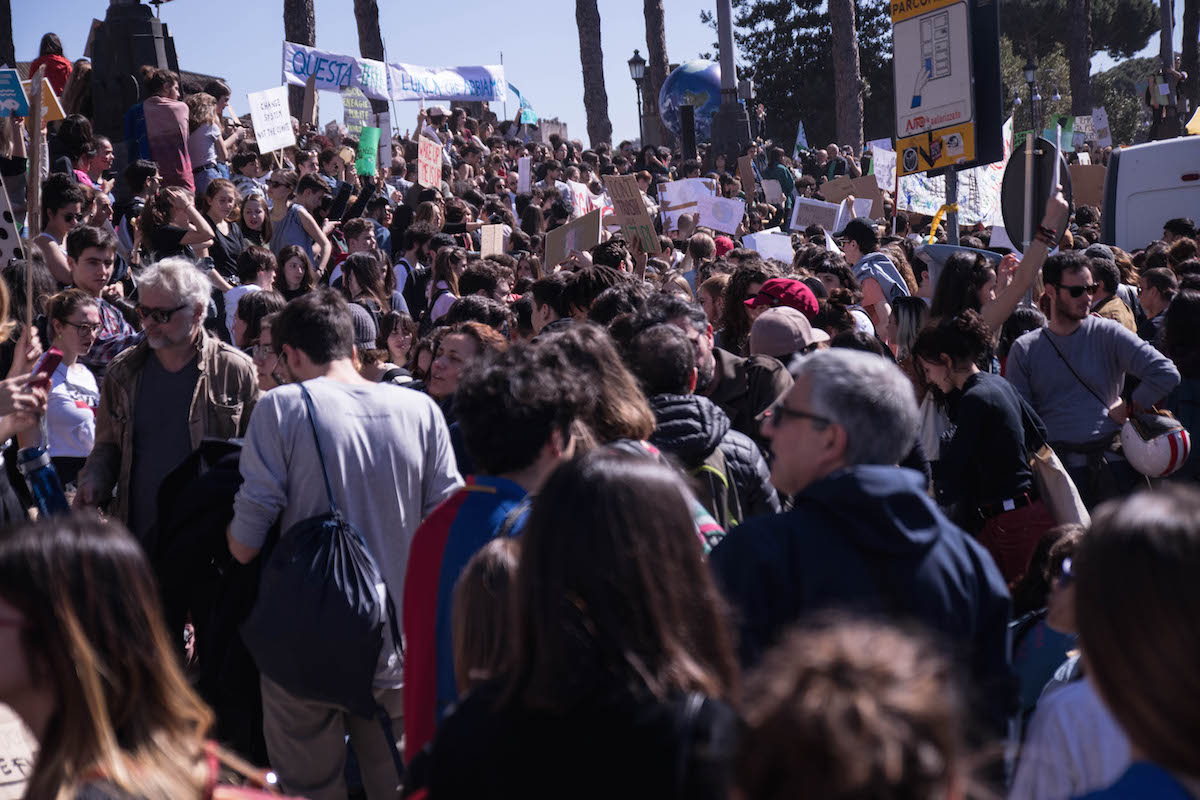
[1007,252,1179,506]
[76,258,259,545]
[637,294,792,451]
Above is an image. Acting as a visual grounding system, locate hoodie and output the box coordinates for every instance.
[710,464,1014,729]
[853,251,910,303]
[648,393,780,519]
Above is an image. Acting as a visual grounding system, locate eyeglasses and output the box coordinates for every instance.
[135,303,188,324]
[63,320,102,335]
[267,180,292,189]
[1057,283,1098,298]
[763,401,831,428]
[249,343,278,363]
[62,212,84,223]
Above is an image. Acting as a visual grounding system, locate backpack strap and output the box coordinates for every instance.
[299,384,338,516]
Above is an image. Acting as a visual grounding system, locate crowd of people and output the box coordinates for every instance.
[1,29,1200,800]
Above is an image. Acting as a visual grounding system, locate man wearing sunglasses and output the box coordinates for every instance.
[1007,252,1179,506]
[76,258,259,545]
[709,348,1014,734]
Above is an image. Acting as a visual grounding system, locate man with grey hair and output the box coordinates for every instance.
[710,348,1014,730]
[77,257,259,546]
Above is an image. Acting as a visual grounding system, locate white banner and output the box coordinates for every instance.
[387,63,506,102]
[246,86,296,154]
[897,116,1012,226]
[658,178,716,231]
[872,148,897,192]
[282,41,390,101]
[744,232,794,262]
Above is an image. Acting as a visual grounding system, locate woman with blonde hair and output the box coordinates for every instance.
[0,513,215,799]
[413,200,445,231]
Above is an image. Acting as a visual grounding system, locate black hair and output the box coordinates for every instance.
[830,330,887,356]
[402,222,437,253]
[41,173,89,226]
[237,290,285,346]
[628,323,695,396]
[458,261,509,299]
[124,159,159,195]
[1042,251,1091,287]
[589,282,653,326]
[39,33,63,57]
[912,310,992,369]
[1164,217,1197,239]
[530,272,574,319]
[997,306,1046,359]
[271,288,355,364]
[455,344,591,475]
[442,295,513,332]
[637,292,709,336]
[590,239,629,270]
[1089,257,1120,294]
[235,245,277,285]
[929,252,995,318]
[567,265,626,314]
[65,225,116,261]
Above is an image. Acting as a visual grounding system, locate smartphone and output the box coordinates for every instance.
[27,348,63,387]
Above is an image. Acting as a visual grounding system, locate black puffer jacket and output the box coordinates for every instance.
[648,393,780,520]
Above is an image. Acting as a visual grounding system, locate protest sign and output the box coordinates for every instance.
[417,138,442,188]
[20,79,63,127]
[762,179,785,205]
[1068,164,1106,209]
[0,177,25,265]
[517,156,531,193]
[342,87,371,138]
[658,178,715,231]
[283,41,390,100]
[374,112,392,173]
[508,83,538,124]
[567,180,600,218]
[820,176,887,219]
[871,148,897,191]
[246,86,294,154]
[0,70,28,117]
[1092,107,1112,148]
[792,119,809,158]
[545,208,602,268]
[603,174,662,255]
[818,176,857,205]
[744,232,795,263]
[481,224,505,256]
[1076,151,1091,165]
[387,63,506,102]
[0,706,36,800]
[696,196,746,235]
[355,127,380,176]
[790,197,840,232]
[619,216,662,255]
[738,155,757,198]
[833,198,874,233]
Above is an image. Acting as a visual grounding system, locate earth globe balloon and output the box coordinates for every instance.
[657,60,723,141]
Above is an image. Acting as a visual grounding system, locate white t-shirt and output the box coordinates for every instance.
[47,362,99,459]
[225,284,262,343]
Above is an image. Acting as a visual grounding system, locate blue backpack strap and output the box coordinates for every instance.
[299,383,338,515]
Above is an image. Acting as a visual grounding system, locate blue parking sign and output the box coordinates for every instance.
[0,70,28,117]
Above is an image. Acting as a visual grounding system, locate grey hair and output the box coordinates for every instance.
[138,257,211,313]
[793,348,918,467]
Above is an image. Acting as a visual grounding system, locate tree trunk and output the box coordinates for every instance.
[353,0,389,115]
[1183,0,1199,115]
[284,0,316,121]
[1068,0,1092,114]
[0,0,14,75]
[644,0,671,146]
[829,0,864,150]
[576,0,614,146]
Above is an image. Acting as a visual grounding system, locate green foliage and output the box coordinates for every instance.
[1000,0,1159,61]
[704,0,896,149]
[998,37,1073,131]
[1092,56,1158,144]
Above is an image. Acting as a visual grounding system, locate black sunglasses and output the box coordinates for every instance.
[764,401,831,428]
[1057,283,1098,298]
[135,303,188,324]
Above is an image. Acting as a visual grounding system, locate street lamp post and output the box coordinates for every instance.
[1023,56,1038,134]
[628,50,647,146]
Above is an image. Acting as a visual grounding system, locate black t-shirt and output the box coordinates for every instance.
[205,216,246,282]
[146,224,194,261]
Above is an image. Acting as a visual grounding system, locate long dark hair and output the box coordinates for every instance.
[274,244,317,295]
[1163,289,1200,379]
[0,513,212,798]
[502,449,739,711]
[723,265,777,356]
[911,310,991,370]
[342,252,391,313]
[929,252,995,319]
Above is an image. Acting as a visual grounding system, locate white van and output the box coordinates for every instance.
[1100,137,1200,251]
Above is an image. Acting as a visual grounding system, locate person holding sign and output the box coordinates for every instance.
[266,170,331,278]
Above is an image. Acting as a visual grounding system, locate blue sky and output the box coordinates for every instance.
[13,0,717,143]
[13,0,1185,144]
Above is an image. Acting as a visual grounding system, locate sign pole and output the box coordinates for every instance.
[945,165,959,244]
[1021,132,1034,252]
[24,66,46,333]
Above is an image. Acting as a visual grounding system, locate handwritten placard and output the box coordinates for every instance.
[417,138,443,188]
[247,85,296,154]
[544,208,602,268]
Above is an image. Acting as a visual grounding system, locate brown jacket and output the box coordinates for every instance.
[79,330,259,523]
[1092,293,1137,333]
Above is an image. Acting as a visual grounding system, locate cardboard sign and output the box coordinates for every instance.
[481,224,505,256]
[738,155,757,198]
[0,176,25,265]
[20,78,63,126]
[355,127,380,175]
[0,70,28,117]
[871,147,897,191]
[790,196,841,232]
[762,179,785,205]
[373,111,392,173]
[517,156,531,193]
[246,85,295,154]
[1091,107,1112,148]
[696,196,746,234]
[417,138,442,187]
[658,178,716,231]
[1068,164,1106,209]
[342,87,371,138]
[602,174,648,220]
[818,176,857,204]
[0,706,36,800]
[544,208,602,268]
[619,217,662,255]
[744,231,795,263]
[833,197,875,234]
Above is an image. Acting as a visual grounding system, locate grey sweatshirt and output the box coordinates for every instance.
[1006,315,1180,445]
